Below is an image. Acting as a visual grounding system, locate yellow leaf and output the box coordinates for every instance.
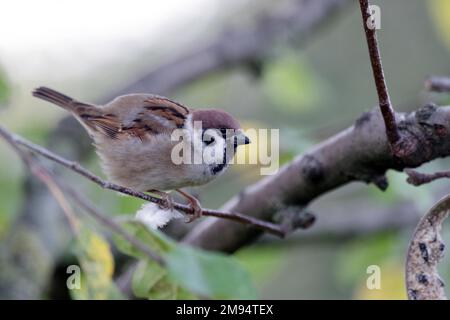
[72,227,116,300]
[84,231,114,278]
[428,0,450,52]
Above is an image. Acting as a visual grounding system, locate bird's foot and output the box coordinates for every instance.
[185,197,203,223]
[176,189,203,223]
[148,189,174,212]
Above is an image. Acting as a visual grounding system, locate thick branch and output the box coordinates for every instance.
[358,0,400,149]
[184,104,450,252]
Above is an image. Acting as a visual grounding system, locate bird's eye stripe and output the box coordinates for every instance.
[203,136,215,146]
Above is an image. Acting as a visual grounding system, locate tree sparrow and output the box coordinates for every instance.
[32,87,250,221]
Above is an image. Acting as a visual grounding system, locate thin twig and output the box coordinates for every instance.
[425,76,450,93]
[0,126,164,265]
[405,169,450,186]
[358,0,401,149]
[0,125,287,237]
[0,127,79,233]
[32,167,81,234]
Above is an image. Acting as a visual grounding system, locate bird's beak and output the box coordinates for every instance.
[234,130,251,146]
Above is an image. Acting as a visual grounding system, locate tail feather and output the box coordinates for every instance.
[33,86,117,138]
[32,86,92,112]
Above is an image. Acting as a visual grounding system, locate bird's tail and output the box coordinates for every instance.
[32,86,94,113]
[33,86,120,138]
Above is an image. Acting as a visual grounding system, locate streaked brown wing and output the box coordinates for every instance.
[82,97,190,140]
[142,97,189,129]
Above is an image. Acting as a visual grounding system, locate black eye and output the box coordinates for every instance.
[219,128,228,138]
[204,136,215,146]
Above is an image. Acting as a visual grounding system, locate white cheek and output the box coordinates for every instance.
[203,135,226,165]
[203,130,226,164]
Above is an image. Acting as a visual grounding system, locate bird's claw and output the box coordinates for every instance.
[175,189,203,223]
[160,195,174,212]
[185,197,203,223]
[149,189,174,212]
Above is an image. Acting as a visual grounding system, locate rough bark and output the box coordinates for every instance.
[184,104,450,252]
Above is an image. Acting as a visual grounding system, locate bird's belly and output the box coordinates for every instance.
[94,136,217,191]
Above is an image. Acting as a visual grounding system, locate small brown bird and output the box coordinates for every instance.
[32,87,250,221]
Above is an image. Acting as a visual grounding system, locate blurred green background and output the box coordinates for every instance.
[1,0,450,299]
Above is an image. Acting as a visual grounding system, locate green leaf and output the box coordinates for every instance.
[113,221,174,259]
[166,244,257,299]
[131,258,198,300]
[176,287,198,300]
[114,221,255,299]
[71,276,124,300]
[132,259,166,298]
[114,222,184,300]
[147,276,178,300]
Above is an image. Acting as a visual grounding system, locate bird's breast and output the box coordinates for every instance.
[93,133,223,191]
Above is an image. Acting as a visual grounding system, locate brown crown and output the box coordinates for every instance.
[191,109,241,130]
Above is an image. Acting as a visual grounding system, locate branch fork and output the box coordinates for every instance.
[358,0,414,158]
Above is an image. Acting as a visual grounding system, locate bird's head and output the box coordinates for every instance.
[191,109,251,174]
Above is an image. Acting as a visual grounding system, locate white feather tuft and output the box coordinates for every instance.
[135,202,184,230]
